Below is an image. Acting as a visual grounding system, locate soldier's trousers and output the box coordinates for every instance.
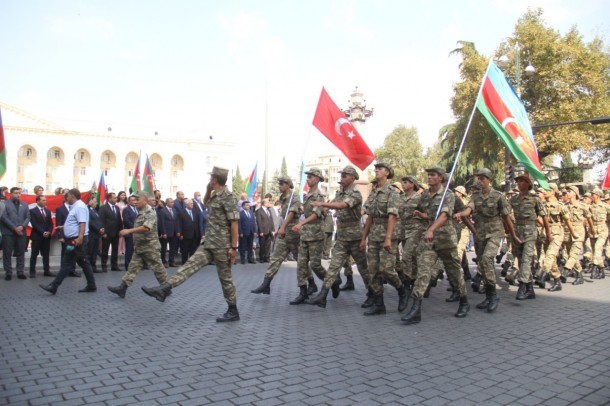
[368,240,402,296]
[543,227,563,280]
[564,238,584,272]
[343,257,354,276]
[122,248,168,286]
[457,228,470,278]
[412,242,466,300]
[401,231,423,282]
[297,239,326,287]
[583,236,592,261]
[168,245,237,305]
[474,236,501,286]
[264,237,300,279]
[323,240,368,289]
[592,228,608,267]
[512,239,536,283]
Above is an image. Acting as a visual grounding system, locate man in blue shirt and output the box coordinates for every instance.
[40,189,97,294]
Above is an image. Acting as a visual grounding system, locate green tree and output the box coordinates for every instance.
[268,169,281,199]
[232,165,246,200]
[374,125,426,179]
[280,156,288,176]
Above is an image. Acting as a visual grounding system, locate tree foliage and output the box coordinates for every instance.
[374,125,427,180]
[232,165,246,200]
[444,8,610,179]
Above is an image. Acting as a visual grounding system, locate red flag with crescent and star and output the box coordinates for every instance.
[602,161,610,190]
[476,62,549,189]
[312,87,375,170]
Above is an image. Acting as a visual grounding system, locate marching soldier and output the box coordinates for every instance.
[399,176,427,292]
[588,188,610,279]
[359,162,409,316]
[306,165,369,308]
[563,186,593,285]
[141,166,241,322]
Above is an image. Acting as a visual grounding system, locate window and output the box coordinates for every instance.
[17,165,24,174]
[54,149,61,159]
[128,170,133,177]
[172,170,178,179]
[80,168,86,176]
[104,169,109,176]
[105,153,111,163]
[26,148,33,158]
[79,151,85,161]
[127,155,135,163]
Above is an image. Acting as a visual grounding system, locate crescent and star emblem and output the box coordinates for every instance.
[334,118,356,139]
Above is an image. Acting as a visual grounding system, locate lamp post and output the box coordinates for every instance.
[497,42,536,192]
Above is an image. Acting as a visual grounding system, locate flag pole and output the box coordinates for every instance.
[435,59,493,220]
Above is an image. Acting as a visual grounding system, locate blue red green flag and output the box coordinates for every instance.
[244,162,258,202]
[0,108,6,179]
[477,62,549,190]
[96,172,107,206]
[141,154,155,194]
[129,152,142,194]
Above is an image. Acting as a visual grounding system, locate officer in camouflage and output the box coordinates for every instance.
[359,162,409,316]
[141,166,241,322]
[588,188,610,279]
[108,191,168,298]
[306,165,369,308]
[401,166,470,325]
[399,176,427,292]
[250,176,302,295]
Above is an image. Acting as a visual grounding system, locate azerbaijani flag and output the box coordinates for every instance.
[0,108,6,179]
[477,62,549,190]
[129,152,142,194]
[141,154,155,194]
[96,171,107,206]
[299,162,309,202]
[244,162,258,202]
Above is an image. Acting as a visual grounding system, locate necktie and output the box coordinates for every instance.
[188,210,193,220]
[112,205,116,215]
[132,207,137,214]
[246,211,250,219]
[41,208,46,218]
[169,208,173,217]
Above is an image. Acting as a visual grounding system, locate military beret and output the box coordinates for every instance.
[305,167,325,182]
[374,162,394,179]
[339,165,359,180]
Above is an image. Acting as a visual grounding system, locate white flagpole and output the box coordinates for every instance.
[435,59,494,220]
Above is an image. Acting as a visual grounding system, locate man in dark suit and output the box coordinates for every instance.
[159,197,179,267]
[238,201,257,264]
[87,196,104,273]
[122,195,138,270]
[99,192,123,271]
[1,187,30,280]
[173,191,186,213]
[177,199,201,264]
[256,198,275,263]
[29,195,55,277]
[192,191,208,240]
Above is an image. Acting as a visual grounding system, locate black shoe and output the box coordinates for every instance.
[29,272,36,278]
[487,285,499,313]
[17,273,27,280]
[401,299,422,324]
[68,271,82,277]
[108,282,128,298]
[5,274,12,281]
[93,268,104,273]
[340,275,355,291]
[216,305,240,322]
[455,296,470,318]
[572,273,584,285]
[363,295,386,316]
[290,286,309,305]
[78,285,97,293]
[111,267,122,271]
[516,281,528,300]
[535,272,547,289]
[141,283,172,302]
[331,278,341,299]
[524,282,536,299]
[361,290,375,308]
[40,284,57,295]
[496,252,505,264]
[445,290,460,302]
[306,277,318,295]
[548,279,562,292]
[43,271,57,277]
[306,287,329,308]
[102,267,109,273]
[251,277,272,294]
[397,285,409,312]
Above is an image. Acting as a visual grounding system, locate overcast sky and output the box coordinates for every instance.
[2,0,608,176]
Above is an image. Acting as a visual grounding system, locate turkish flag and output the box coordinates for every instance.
[312,87,375,170]
[603,161,610,190]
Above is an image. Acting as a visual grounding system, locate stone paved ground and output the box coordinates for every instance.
[1,253,609,405]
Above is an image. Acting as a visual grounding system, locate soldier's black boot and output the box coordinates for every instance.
[251,276,272,294]
[548,278,562,292]
[306,287,329,308]
[487,285,499,313]
[535,272,547,289]
[216,305,240,322]
[361,289,375,308]
[516,281,528,300]
[331,278,341,299]
[401,298,421,324]
[572,272,584,285]
[524,282,536,299]
[397,285,409,312]
[496,252,506,264]
[340,275,355,291]
[560,267,569,283]
[306,277,318,295]
[141,283,172,302]
[471,273,482,292]
[455,296,470,318]
[423,280,433,298]
[363,294,386,316]
[290,285,309,305]
[445,285,460,302]
[501,261,511,277]
[476,288,490,309]
[108,282,128,298]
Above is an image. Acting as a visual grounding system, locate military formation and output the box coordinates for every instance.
[27,162,610,324]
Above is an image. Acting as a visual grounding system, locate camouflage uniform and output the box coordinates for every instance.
[411,187,465,300]
[365,182,404,296]
[565,200,590,273]
[589,198,610,268]
[322,186,368,289]
[468,189,511,286]
[264,190,301,279]
[543,199,570,281]
[296,189,327,286]
[121,204,168,286]
[322,212,334,259]
[510,192,547,283]
[400,192,427,282]
[166,188,239,305]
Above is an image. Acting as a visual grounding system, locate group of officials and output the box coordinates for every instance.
[4,161,607,324]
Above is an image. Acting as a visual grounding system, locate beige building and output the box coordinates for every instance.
[2,101,236,196]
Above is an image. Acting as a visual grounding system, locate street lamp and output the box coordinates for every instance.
[497,41,535,192]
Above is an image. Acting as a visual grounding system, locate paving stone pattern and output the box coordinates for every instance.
[1,254,609,405]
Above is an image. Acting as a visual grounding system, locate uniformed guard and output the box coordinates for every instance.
[399,176,427,294]
[359,162,409,315]
[108,191,168,298]
[306,165,369,308]
[588,188,610,279]
[401,167,470,325]
[454,168,518,313]
[141,166,241,322]
[510,174,551,300]
[563,185,594,285]
[250,176,301,295]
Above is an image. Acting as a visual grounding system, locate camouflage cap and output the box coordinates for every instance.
[374,162,394,179]
[305,167,325,182]
[548,182,558,191]
[392,182,404,193]
[278,176,294,188]
[515,174,533,189]
[401,175,420,190]
[567,185,580,196]
[454,186,467,195]
[209,166,229,179]
[339,165,359,180]
[603,193,610,200]
[474,168,493,179]
[425,166,446,180]
[592,188,603,196]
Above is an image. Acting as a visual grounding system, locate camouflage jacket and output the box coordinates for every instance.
[300,190,325,242]
[401,192,427,237]
[589,201,610,230]
[417,186,456,250]
[364,182,400,242]
[134,204,161,250]
[510,193,547,243]
[279,190,301,242]
[334,185,363,242]
[468,188,510,239]
[206,187,239,250]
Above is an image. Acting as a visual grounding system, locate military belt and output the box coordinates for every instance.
[515,220,535,226]
[372,217,388,225]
